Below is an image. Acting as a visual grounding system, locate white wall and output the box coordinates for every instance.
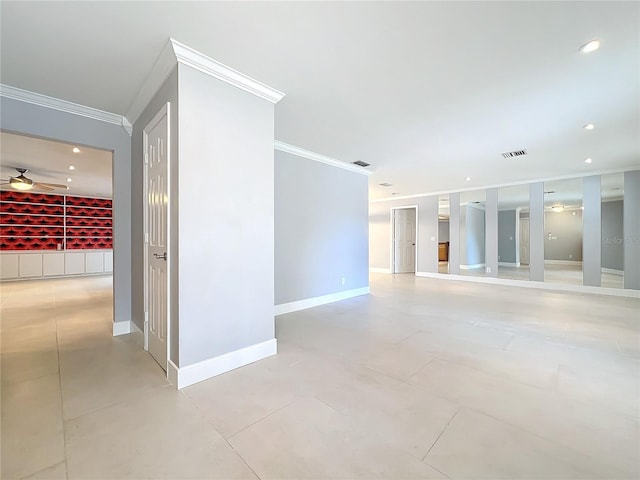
[177,63,275,367]
[275,151,368,304]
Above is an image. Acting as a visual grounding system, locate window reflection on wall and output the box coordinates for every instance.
[543,178,583,286]
[459,190,486,277]
[438,194,450,274]
[601,173,624,289]
[497,185,529,281]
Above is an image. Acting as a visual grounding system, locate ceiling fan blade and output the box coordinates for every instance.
[33,184,55,191]
[34,182,69,190]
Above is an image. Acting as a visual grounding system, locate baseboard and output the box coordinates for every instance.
[167,339,277,389]
[545,260,583,266]
[460,263,485,270]
[602,268,624,276]
[498,262,517,267]
[112,320,142,336]
[369,267,391,274]
[275,286,370,316]
[415,271,639,298]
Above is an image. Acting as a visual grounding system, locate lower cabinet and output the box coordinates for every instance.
[0,250,113,280]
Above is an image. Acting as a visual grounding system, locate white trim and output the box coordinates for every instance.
[167,339,277,389]
[372,167,640,203]
[274,140,373,176]
[112,320,141,336]
[415,271,640,298]
[370,267,391,274]
[275,287,370,316]
[460,263,485,270]
[171,39,285,104]
[602,268,624,276]
[498,262,518,267]
[0,84,132,135]
[545,260,583,266]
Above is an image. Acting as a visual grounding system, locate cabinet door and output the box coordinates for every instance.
[85,252,104,273]
[43,253,65,276]
[65,253,85,275]
[104,251,113,273]
[19,254,43,278]
[0,255,19,280]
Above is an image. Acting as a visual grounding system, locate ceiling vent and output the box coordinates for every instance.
[501,149,527,159]
[352,160,370,167]
[379,182,392,187]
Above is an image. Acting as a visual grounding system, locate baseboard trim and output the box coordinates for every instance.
[498,262,518,267]
[460,263,485,270]
[112,320,142,336]
[602,268,624,276]
[415,271,639,298]
[545,260,583,266]
[167,339,277,389]
[275,286,370,316]
[370,267,391,274]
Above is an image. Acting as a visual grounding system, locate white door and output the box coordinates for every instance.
[520,217,530,265]
[144,105,170,371]
[393,208,416,273]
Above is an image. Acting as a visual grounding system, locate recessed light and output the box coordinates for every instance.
[68,165,75,170]
[583,123,595,130]
[66,178,72,182]
[72,147,81,153]
[466,177,471,181]
[552,205,564,213]
[579,40,600,53]
[584,157,592,164]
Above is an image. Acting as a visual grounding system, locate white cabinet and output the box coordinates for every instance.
[43,253,65,276]
[85,252,104,273]
[65,253,85,275]
[0,254,19,280]
[1,250,113,281]
[19,254,43,278]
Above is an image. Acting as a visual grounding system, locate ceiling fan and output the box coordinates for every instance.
[1,168,69,192]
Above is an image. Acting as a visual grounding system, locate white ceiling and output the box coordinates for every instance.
[1,2,638,200]
[0,132,112,198]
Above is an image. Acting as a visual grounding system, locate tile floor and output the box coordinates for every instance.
[1,274,639,479]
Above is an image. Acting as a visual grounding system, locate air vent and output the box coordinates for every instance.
[544,190,555,194]
[352,160,370,167]
[501,149,527,158]
[379,183,392,187]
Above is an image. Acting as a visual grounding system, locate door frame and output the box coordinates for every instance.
[142,102,171,373]
[390,205,419,274]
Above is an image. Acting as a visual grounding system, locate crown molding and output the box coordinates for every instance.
[274,140,373,176]
[125,38,285,126]
[170,39,285,105]
[0,84,131,135]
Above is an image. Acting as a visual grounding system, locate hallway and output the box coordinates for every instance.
[1,275,638,479]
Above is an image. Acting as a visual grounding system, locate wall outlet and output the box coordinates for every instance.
[486,267,491,273]
[430,236,436,241]
[341,277,346,286]
[569,254,573,259]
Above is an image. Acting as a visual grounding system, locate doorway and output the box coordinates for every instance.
[143,104,170,372]
[392,206,417,274]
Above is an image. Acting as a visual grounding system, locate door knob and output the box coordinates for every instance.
[153,252,167,261]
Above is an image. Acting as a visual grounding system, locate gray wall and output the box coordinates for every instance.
[177,63,275,367]
[449,193,460,274]
[275,151,369,304]
[438,221,450,243]
[601,200,623,271]
[624,170,640,290]
[498,210,517,264]
[0,97,132,325]
[462,205,485,266]
[544,210,583,261]
[529,182,544,281]
[419,196,439,273]
[131,67,179,363]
